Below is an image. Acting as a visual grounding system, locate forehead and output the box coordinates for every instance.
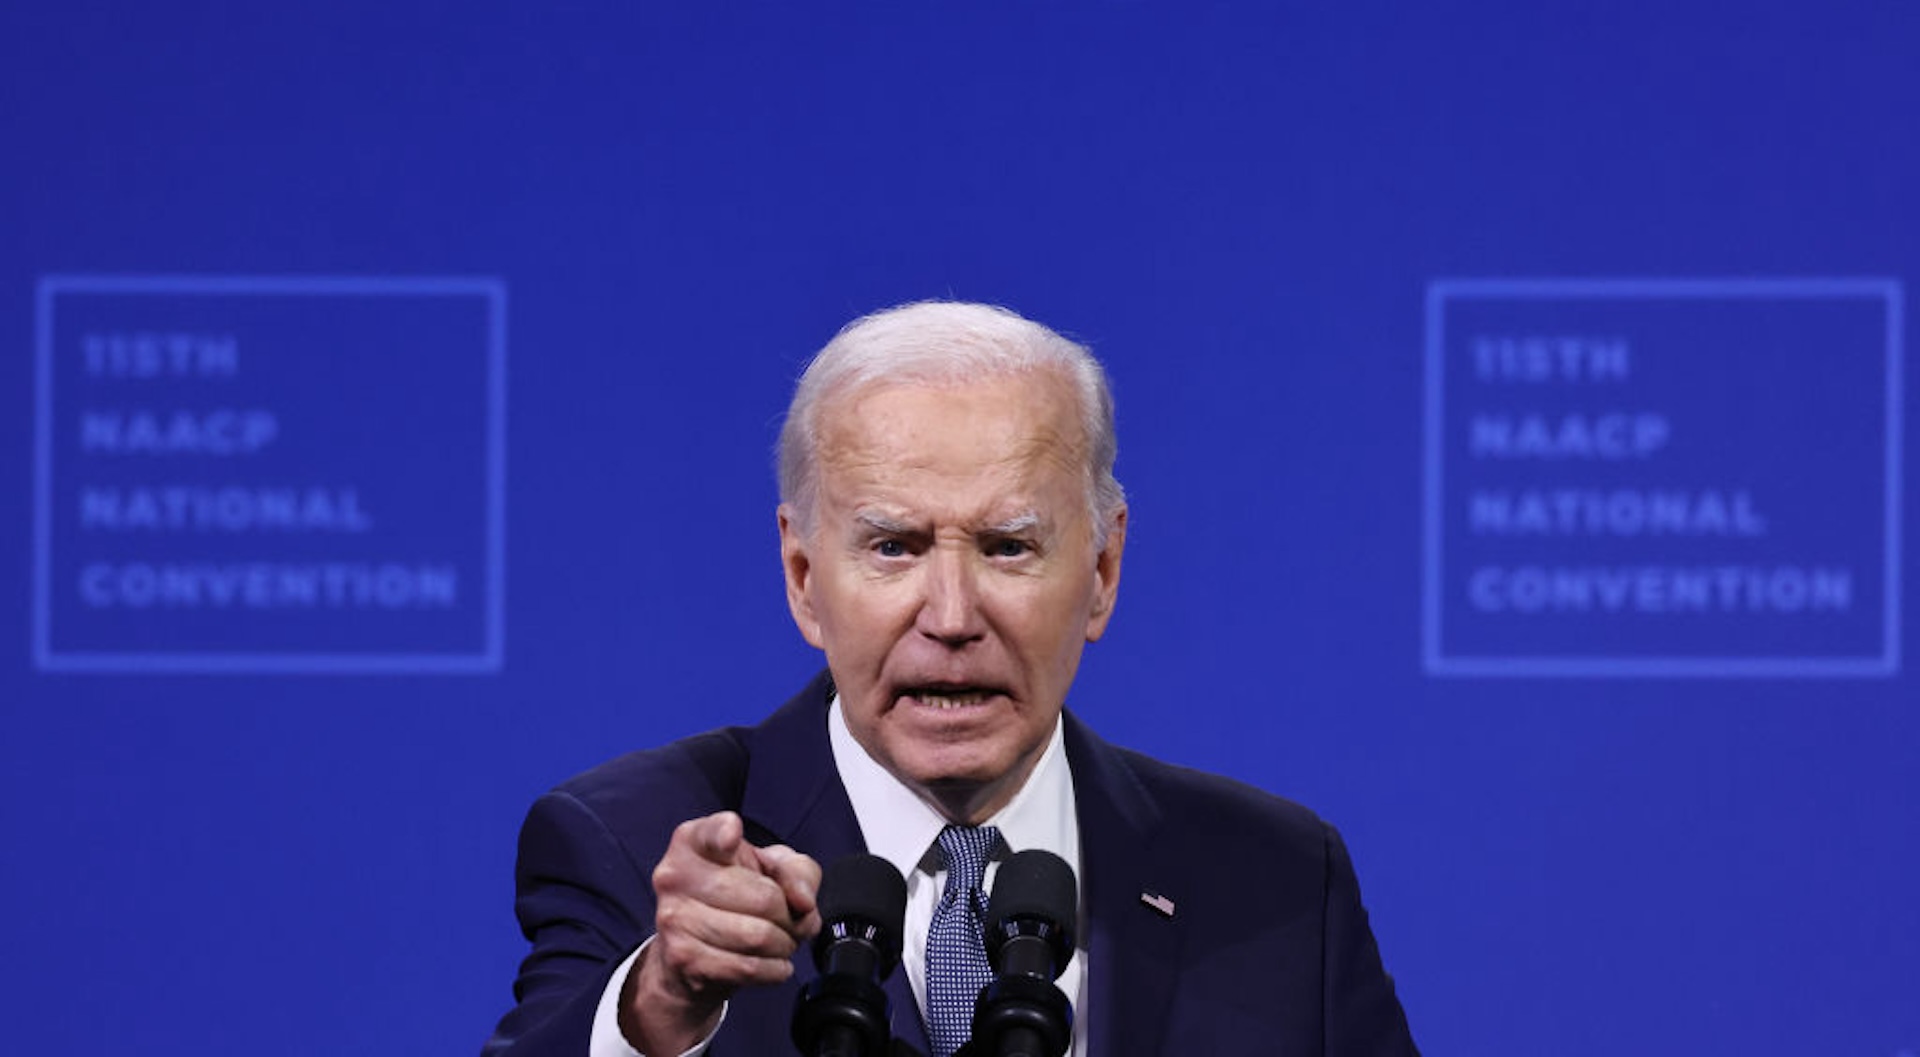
[812,373,1086,514]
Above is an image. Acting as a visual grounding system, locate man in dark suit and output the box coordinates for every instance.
[484,302,1416,1056]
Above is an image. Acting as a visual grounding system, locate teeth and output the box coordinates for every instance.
[916,691,991,709]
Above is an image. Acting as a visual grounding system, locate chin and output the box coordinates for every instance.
[907,746,1030,795]
[891,742,998,783]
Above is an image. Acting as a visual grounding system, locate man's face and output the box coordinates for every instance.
[778,371,1125,824]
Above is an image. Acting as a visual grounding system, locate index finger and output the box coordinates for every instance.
[678,811,758,870]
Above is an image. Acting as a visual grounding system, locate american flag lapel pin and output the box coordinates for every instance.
[1139,890,1176,918]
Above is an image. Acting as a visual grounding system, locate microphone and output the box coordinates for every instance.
[967,850,1076,1057]
[792,853,909,1057]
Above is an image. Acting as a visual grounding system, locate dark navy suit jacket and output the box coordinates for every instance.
[483,673,1417,1055]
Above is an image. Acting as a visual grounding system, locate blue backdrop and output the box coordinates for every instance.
[3,4,1915,1055]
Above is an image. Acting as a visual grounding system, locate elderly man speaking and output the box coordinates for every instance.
[483,302,1417,1057]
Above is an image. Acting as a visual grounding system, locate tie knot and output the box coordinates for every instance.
[936,824,1001,891]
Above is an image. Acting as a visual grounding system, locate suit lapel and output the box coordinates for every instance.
[738,680,1190,1057]
[1065,712,1183,1057]
[738,673,934,1057]
[739,672,864,862]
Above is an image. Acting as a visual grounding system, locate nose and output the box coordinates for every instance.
[916,544,985,647]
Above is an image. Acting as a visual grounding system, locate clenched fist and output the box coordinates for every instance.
[617,811,822,1055]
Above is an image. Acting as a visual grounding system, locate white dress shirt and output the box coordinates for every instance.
[589,696,1090,1057]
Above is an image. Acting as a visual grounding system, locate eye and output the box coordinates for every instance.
[988,538,1030,558]
[874,539,908,558]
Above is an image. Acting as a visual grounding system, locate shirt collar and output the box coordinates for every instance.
[828,694,1079,879]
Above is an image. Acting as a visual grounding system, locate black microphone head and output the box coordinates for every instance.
[813,852,908,977]
[984,849,1077,978]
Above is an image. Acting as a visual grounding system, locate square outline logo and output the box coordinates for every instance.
[1423,277,1902,679]
[32,274,508,675]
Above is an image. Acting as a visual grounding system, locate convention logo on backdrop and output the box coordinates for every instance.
[31,275,507,674]
[1423,277,1903,678]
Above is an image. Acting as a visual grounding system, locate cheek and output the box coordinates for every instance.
[814,574,912,658]
[1001,580,1096,645]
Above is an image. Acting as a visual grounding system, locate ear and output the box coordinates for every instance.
[1084,505,1126,642]
[778,504,825,649]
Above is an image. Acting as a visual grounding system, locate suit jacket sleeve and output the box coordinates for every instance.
[482,727,756,1057]
[1322,822,1418,1055]
[483,788,657,1057]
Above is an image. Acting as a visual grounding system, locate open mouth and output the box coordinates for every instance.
[898,684,1004,711]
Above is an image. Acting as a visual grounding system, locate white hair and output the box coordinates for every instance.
[778,301,1125,544]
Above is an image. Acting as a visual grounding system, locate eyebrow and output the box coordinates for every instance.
[984,512,1043,536]
[853,512,920,536]
[850,511,1044,536]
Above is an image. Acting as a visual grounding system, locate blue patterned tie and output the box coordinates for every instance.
[926,824,1001,1057]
